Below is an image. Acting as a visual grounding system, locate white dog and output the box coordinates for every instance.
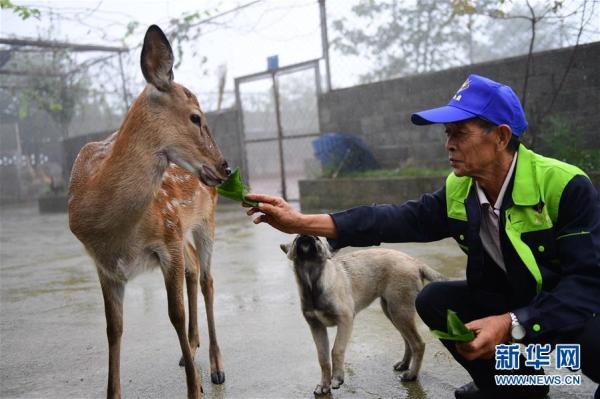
[281,234,447,394]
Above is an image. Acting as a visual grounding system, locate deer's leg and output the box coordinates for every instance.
[162,248,202,399]
[99,275,125,399]
[179,242,200,367]
[193,224,225,385]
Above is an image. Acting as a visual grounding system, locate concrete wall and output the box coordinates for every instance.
[299,175,446,213]
[318,42,600,169]
[205,108,244,172]
[300,172,600,213]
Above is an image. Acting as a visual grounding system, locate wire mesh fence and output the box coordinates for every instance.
[236,59,322,201]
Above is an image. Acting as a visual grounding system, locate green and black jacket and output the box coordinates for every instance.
[329,145,600,343]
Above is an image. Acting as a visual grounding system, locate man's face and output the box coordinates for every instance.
[444,120,499,178]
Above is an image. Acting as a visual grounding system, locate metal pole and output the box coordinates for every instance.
[14,122,23,200]
[234,78,250,184]
[271,72,288,201]
[318,0,332,92]
[118,52,130,113]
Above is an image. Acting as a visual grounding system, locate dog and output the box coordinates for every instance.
[280,234,447,394]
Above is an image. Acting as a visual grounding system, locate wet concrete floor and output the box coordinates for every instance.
[0,204,596,398]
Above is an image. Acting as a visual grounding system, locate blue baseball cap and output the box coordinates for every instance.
[411,74,528,136]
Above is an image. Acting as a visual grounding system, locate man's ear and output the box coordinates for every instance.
[280,243,290,254]
[140,25,174,91]
[497,124,513,151]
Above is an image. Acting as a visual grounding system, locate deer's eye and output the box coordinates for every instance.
[190,114,201,126]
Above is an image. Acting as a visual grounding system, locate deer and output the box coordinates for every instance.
[68,25,229,399]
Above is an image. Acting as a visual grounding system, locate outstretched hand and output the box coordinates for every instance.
[455,313,512,360]
[244,193,304,234]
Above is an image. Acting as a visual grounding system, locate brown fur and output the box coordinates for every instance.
[68,25,227,399]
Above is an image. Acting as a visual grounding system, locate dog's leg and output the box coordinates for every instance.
[388,306,425,381]
[331,314,353,389]
[394,337,412,372]
[380,298,411,372]
[306,318,332,394]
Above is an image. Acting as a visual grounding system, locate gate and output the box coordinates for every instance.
[234,59,322,201]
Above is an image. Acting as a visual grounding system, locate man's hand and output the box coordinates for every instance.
[244,193,338,237]
[455,313,512,360]
[244,193,305,234]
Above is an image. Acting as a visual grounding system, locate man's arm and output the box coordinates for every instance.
[512,175,600,342]
[327,186,450,249]
[245,186,450,249]
[244,193,338,238]
[456,176,600,359]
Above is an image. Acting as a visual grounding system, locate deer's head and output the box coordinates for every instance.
[139,25,230,186]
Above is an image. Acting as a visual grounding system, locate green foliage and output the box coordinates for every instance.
[0,0,40,20]
[11,48,89,137]
[332,0,581,81]
[124,7,217,70]
[217,167,258,206]
[332,0,475,80]
[541,116,600,172]
[431,309,475,342]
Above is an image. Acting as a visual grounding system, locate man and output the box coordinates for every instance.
[245,74,600,399]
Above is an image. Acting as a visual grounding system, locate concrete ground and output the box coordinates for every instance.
[0,204,596,399]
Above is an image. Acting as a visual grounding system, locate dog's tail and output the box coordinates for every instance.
[419,263,448,283]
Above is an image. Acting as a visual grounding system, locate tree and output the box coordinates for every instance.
[331,0,477,82]
[456,0,598,147]
[12,49,89,139]
[0,0,40,20]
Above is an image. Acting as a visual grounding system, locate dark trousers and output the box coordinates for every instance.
[415,280,600,391]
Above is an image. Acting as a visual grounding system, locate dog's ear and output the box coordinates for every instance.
[326,243,338,259]
[280,243,290,254]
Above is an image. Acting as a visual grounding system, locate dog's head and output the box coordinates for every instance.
[280,234,333,263]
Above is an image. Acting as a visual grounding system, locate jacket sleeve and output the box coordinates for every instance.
[513,175,600,343]
[327,186,450,250]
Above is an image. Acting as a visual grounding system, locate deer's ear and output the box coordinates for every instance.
[141,25,174,92]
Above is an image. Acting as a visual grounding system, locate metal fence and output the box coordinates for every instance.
[235,59,322,201]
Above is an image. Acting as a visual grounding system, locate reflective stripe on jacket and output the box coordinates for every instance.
[328,145,600,343]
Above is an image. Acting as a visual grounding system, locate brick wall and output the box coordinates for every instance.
[318,42,600,169]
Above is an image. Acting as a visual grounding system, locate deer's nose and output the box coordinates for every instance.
[222,160,231,176]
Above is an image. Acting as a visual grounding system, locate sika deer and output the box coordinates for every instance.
[68,25,227,399]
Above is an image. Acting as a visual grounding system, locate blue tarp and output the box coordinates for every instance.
[312,132,379,176]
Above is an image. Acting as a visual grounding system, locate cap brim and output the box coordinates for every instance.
[411,105,477,125]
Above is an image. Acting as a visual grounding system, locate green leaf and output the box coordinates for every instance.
[216,167,258,206]
[430,309,475,342]
[430,329,475,342]
[447,309,472,336]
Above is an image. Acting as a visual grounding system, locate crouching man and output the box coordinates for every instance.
[245,74,600,398]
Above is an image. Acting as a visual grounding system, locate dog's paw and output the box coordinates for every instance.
[400,371,418,382]
[314,383,331,395]
[331,376,344,389]
[393,360,410,371]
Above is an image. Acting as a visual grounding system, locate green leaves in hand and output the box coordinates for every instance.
[216,167,258,206]
[430,309,475,342]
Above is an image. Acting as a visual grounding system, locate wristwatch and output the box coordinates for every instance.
[509,312,526,342]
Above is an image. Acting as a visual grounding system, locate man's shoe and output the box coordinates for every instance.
[454,382,483,399]
[454,381,549,399]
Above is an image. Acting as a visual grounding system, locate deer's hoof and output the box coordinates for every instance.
[211,371,225,384]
